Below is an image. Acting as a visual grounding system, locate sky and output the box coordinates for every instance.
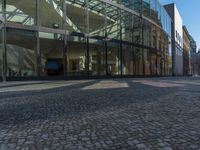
[160,0,200,51]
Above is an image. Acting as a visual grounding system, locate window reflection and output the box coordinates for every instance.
[6,0,36,26]
[7,28,37,77]
[67,36,88,76]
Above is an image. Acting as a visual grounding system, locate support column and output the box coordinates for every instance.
[119,10,123,76]
[36,0,40,77]
[63,0,67,77]
[2,0,6,82]
[104,3,108,76]
[142,22,145,76]
[85,0,90,78]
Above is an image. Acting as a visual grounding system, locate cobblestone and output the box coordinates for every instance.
[0,77,200,149]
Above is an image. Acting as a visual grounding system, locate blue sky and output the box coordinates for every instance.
[160,0,200,51]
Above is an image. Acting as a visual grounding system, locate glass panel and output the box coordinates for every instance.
[6,0,36,26]
[107,41,121,75]
[133,16,142,45]
[150,51,157,75]
[143,0,150,18]
[39,32,64,76]
[168,37,172,75]
[40,0,63,29]
[144,48,150,75]
[122,0,134,10]
[157,52,161,75]
[66,0,86,34]
[121,11,132,42]
[143,20,151,47]
[88,0,105,37]
[89,38,106,76]
[150,0,157,22]
[134,0,142,13]
[6,28,37,77]
[111,0,119,4]
[157,2,161,26]
[151,25,157,48]
[106,4,121,40]
[122,44,133,75]
[133,46,143,76]
[67,36,88,76]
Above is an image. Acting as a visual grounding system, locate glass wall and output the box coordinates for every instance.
[6,28,37,77]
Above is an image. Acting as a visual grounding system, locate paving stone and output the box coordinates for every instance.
[163,147,173,150]
[0,77,200,149]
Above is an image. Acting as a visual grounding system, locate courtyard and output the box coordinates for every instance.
[0,77,200,150]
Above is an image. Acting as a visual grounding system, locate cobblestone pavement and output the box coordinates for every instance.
[0,77,200,150]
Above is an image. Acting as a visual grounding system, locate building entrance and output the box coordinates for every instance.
[39,32,64,77]
[45,59,63,76]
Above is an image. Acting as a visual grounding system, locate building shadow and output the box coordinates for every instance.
[0,79,180,126]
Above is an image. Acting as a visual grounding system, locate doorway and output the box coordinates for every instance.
[39,32,64,76]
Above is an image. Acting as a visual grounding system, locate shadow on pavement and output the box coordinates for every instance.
[0,79,181,126]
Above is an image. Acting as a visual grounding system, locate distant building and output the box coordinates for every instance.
[183,26,191,76]
[164,3,183,76]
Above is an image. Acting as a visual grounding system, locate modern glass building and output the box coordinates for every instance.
[0,0,172,80]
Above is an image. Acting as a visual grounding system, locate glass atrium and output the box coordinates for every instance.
[0,0,172,79]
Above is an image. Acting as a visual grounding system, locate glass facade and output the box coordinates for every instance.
[0,0,172,79]
[6,28,37,76]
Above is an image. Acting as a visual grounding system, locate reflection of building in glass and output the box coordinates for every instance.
[0,0,172,79]
[190,36,197,55]
[191,51,200,76]
[164,3,183,76]
[183,26,191,76]
[189,36,199,75]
